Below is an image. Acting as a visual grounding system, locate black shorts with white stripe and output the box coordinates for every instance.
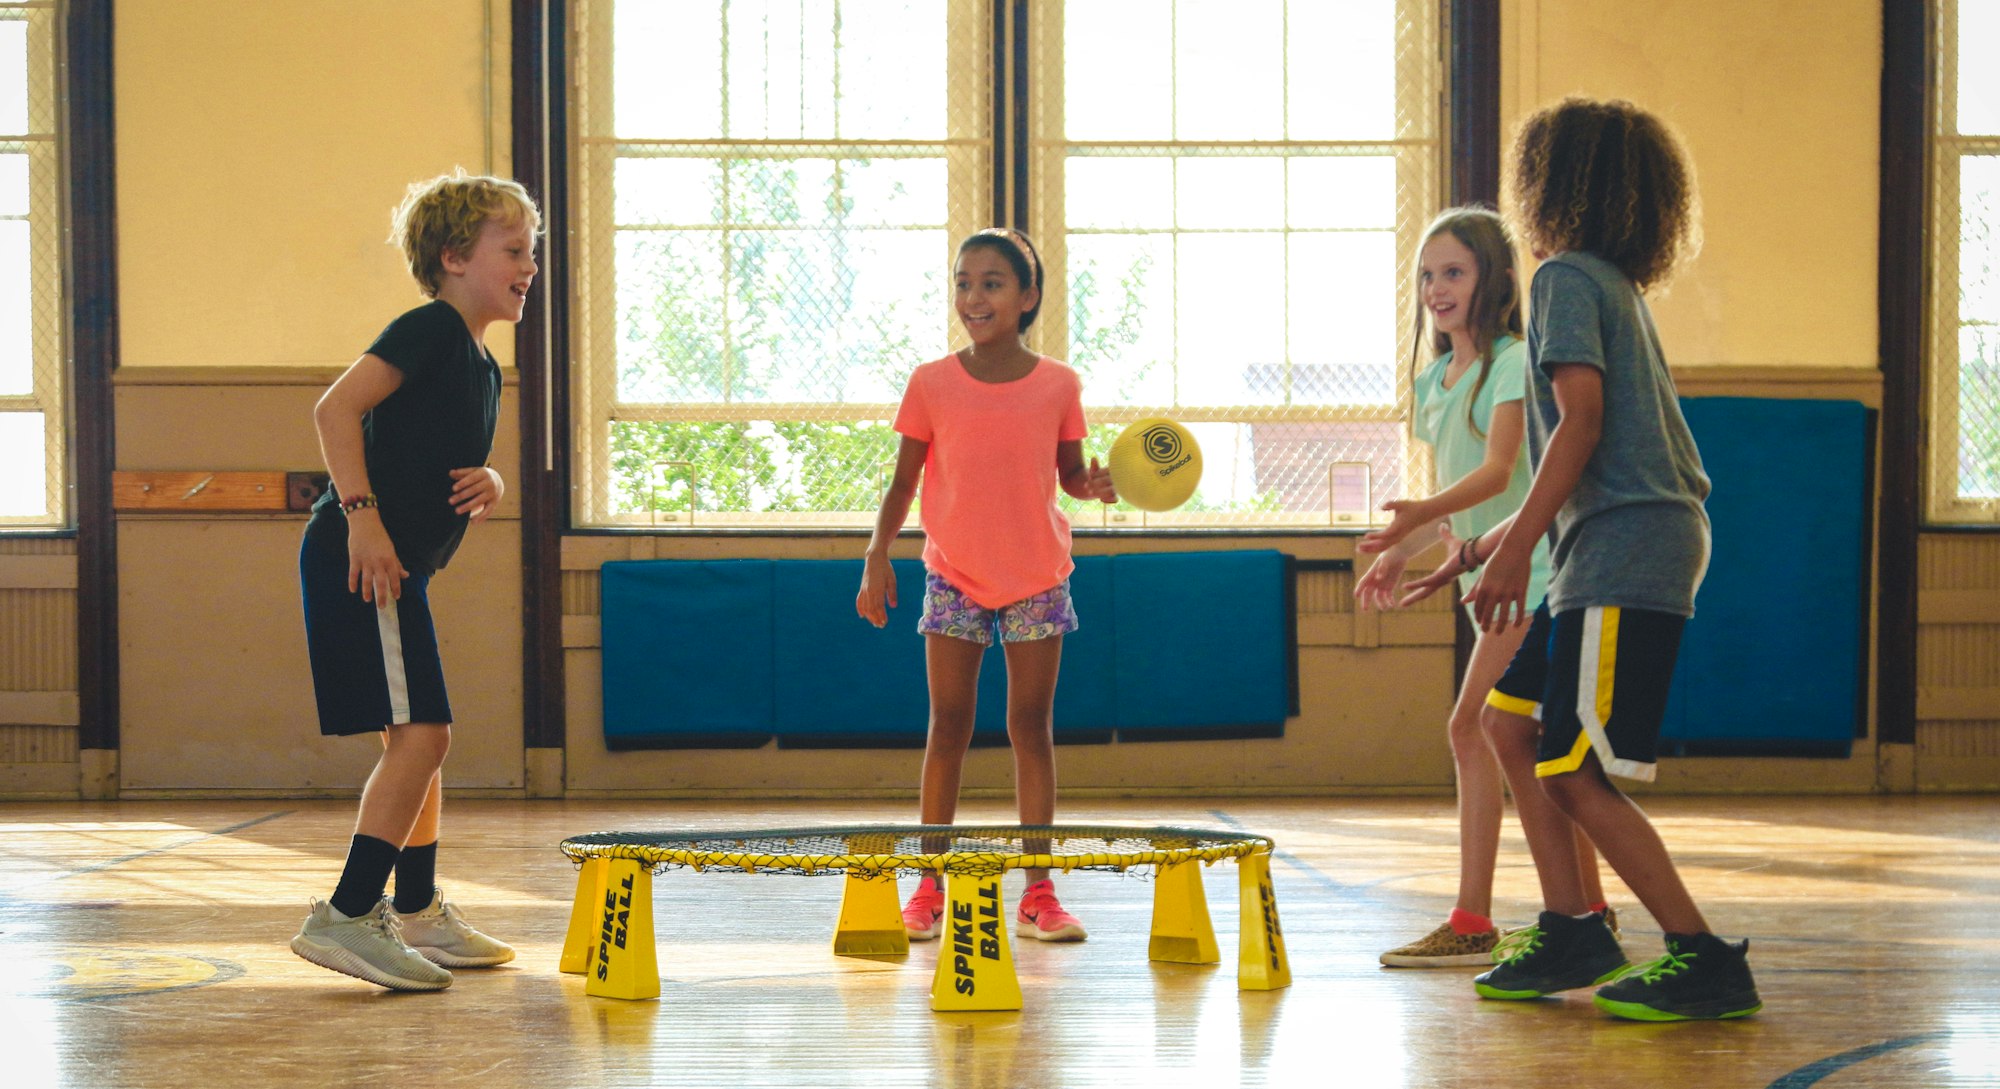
[1486,600,1685,784]
[299,515,453,736]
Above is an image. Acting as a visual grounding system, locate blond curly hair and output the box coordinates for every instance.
[390,172,542,297]
[1508,98,1699,292]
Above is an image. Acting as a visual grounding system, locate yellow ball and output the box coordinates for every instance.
[1108,418,1202,512]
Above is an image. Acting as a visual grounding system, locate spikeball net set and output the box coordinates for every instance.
[557,823,1292,1009]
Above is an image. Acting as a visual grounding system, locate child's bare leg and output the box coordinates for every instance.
[1001,635,1062,885]
[1480,705,1589,915]
[1452,620,1530,920]
[1577,825,1608,908]
[1541,756,1708,935]
[919,634,984,875]
[355,722,450,846]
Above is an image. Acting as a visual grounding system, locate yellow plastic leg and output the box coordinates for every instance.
[929,871,1021,1011]
[1237,852,1291,991]
[559,857,609,974]
[584,858,661,1001]
[833,871,910,956]
[1149,859,1220,964]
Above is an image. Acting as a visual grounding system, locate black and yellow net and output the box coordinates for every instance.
[559,824,1274,880]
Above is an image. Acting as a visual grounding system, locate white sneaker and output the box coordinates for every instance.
[390,889,516,967]
[291,898,453,990]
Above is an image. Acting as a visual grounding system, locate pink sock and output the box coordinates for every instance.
[1448,908,1494,935]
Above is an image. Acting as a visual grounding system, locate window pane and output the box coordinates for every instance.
[615,1,724,138]
[0,19,24,135]
[1065,0,1171,140]
[617,231,729,402]
[0,218,27,396]
[1068,233,1175,402]
[0,411,44,518]
[1957,326,2000,500]
[1177,232,1286,400]
[727,227,940,402]
[844,159,949,225]
[1177,158,1283,230]
[1962,156,2000,320]
[723,0,836,139]
[1176,0,1283,140]
[1961,154,2000,500]
[1066,158,1174,230]
[615,158,723,226]
[1287,157,1395,230]
[834,1,945,139]
[1286,0,1394,140]
[1289,231,1398,404]
[1961,0,2000,135]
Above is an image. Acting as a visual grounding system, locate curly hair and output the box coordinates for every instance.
[390,171,542,297]
[1508,98,1699,292]
[1407,206,1523,440]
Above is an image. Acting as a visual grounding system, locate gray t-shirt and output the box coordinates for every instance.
[1525,252,1712,616]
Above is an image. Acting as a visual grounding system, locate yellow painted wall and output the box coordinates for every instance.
[116,0,513,368]
[1504,0,1880,368]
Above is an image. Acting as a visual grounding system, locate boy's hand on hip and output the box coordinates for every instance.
[449,466,505,524]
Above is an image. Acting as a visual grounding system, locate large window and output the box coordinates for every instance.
[1932,0,2000,524]
[0,2,64,528]
[570,0,1439,528]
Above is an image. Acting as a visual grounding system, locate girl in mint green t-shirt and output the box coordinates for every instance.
[1355,207,1610,967]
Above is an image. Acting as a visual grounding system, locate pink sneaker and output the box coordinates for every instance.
[902,876,944,940]
[1016,879,1087,942]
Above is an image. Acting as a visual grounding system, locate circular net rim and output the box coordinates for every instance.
[558,823,1274,878]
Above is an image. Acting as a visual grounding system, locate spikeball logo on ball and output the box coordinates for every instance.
[1108,417,1202,512]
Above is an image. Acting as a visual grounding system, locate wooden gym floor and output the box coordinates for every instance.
[2,794,1998,1088]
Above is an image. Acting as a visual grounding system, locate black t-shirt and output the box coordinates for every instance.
[310,300,501,574]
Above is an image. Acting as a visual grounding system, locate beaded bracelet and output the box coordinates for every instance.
[339,492,379,514]
[1458,536,1484,571]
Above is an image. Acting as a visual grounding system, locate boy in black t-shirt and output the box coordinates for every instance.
[290,173,538,991]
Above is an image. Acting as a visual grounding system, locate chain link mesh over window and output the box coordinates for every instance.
[0,3,65,528]
[569,0,1440,528]
[1932,0,2000,525]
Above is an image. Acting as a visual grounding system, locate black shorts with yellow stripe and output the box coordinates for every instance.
[1485,601,1686,783]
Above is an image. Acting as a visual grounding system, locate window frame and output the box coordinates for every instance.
[0,0,68,530]
[1927,0,2000,525]
[553,0,1482,534]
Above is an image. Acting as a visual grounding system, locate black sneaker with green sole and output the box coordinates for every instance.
[1474,910,1628,1000]
[1593,932,1763,1021]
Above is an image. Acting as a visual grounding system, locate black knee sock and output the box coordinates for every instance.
[330,834,401,919]
[392,841,438,914]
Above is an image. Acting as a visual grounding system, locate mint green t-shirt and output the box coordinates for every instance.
[1412,336,1553,604]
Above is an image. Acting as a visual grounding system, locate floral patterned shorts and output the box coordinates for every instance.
[918,572,1078,646]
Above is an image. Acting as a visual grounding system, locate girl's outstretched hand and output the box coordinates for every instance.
[1357,498,1434,554]
[1085,456,1118,504]
[1393,524,1470,607]
[856,552,897,628]
[1353,553,1409,613]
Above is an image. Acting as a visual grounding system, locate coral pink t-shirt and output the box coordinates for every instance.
[894,354,1089,609]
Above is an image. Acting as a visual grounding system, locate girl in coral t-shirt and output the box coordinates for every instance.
[856,227,1117,944]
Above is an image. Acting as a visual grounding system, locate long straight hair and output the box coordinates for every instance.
[1406,206,1524,439]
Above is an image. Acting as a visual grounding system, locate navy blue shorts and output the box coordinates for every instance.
[1486,601,1684,783]
[300,519,452,736]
